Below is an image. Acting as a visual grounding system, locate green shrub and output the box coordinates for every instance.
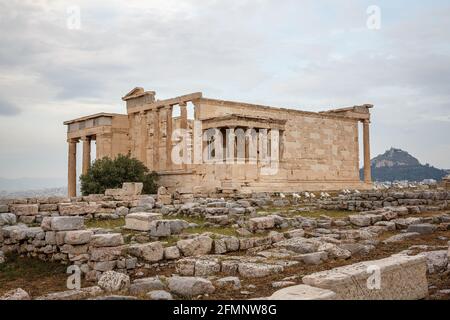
[80,154,158,195]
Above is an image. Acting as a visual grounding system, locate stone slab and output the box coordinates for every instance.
[302,254,428,300]
[124,212,162,231]
[268,284,336,300]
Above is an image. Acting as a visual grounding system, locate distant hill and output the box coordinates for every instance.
[360,148,448,182]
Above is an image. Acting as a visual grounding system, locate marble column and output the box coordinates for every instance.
[363,119,372,183]
[81,136,91,175]
[140,111,148,165]
[165,105,173,170]
[153,108,160,171]
[67,138,78,197]
[180,102,187,130]
[179,102,188,168]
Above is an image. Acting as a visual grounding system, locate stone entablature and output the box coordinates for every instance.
[64,87,374,197]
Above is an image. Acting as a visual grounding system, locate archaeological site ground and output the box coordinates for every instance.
[1,182,450,301]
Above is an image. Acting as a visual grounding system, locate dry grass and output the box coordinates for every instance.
[184,225,239,237]
[85,217,125,229]
[0,253,69,297]
[293,210,354,219]
[168,214,205,225]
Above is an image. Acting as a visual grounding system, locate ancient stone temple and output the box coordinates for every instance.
[64,87,373,197]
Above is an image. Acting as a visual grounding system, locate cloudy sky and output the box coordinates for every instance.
[0,0,449,183]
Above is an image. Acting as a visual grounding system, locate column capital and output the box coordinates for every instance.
[179,101,187,107]
[80,136,91,142]
[67,138,79,144]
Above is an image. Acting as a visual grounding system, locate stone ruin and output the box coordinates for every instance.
[1,184,449,300]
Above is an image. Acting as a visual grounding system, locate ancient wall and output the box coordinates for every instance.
[157,98,365,193]
[1,189,449,285]
[74,92,369,194]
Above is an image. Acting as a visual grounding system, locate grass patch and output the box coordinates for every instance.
[256,208,285,215]
[169,215,205,225]
[185,225,238,237]
[85,217,125,229]
[257,207,352,219]
[0,253,69,296]
[159,235,180,246]
[289,210,353,219]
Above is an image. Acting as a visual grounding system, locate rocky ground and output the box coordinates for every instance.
[1,193,450,300]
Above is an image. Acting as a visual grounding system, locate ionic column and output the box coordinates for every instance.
[67,138,78,197]
[81,136,91,175]
[363,119,372,183]
[165,105,173,170]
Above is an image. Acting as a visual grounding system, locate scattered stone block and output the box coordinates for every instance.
[64,230,93,245]
[177,236,213,256]
[93,261,117,272]
[175,258,196,276]
[296,251,328,265]
[248,216,275,231]
[58,203,96,215]
[238,262,284,278]
[147,290,173,300]
[195,258,221,276]
[130,277,165,295]
[35,286,103,300]
[407,223,437,235]
[164,246,180,260]
[128,242,164,262]
[383,232,420,244]
[318,243,351,260]
[10,204,38,216]
[0,288,31,300]
[349,215,372,227]
[284,229,305,238]
[302,254,428,300]
[417,250,448,274]
[268,284,336,300]
[115,206,129,216]
[0,213,16,226]
[122,182,143,196]
[124,212,162,231]
[168,276,215,298]
[98,271,130,293]
[148,219,188,237]
[216,277,241,290]
[42,216,85,231]
[90,233,124,247]
[273,237,321,254]
[89,246,126,262]
[224,236,240,251]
